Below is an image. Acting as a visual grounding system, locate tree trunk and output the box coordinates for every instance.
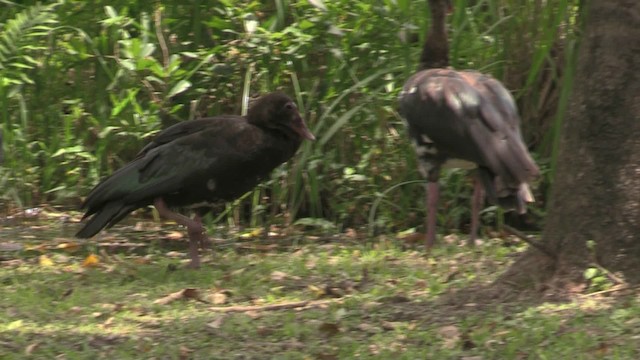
[501,0,640,289]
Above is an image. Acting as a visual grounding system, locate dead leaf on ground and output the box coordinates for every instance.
[270,270,288,281]
[81,254,100,268]
[153,288,201,305]
[398,232,425,245]
[438,324,461,349]
[206,315,227,331]
[0,242,23,251]
[209,290,232,305]
[381,321,399,331]
[308,284,326,298]
[179,345,193,360]
[165,231,184,240]
[68,306,83,314]
[345,228,358,239]
[305,256,318,270]
[244,310,261,319]
[39,254,54,267]
[25,342,40,355]
[239,228,263,239]
[165,251,184,258]
[318,322,341,337]
[56,242,80,252]
[356,323,382,334]
[101,317,115,329]
[1,259,24,267]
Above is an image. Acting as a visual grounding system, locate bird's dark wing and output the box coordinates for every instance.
[399,68,539,186]
[137,116,240,156]
[77,117,263,238]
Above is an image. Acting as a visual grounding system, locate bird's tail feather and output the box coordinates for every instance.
[76,202,134,238]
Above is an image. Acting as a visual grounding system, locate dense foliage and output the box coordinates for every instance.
[0,0,579,234]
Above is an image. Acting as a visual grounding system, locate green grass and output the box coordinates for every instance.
[1,218,639,359]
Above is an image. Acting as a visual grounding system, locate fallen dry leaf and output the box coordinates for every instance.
[101,317,115,328]
[270,270,288,281]
[206,315,227,331]
[381,321,399,331]
[39,255,54,267]
[256,325,274,336]
[68,306,83,314]
[0,242,23,252]
[308,284,326,298]
[318,322,341,337]
[82,254,100,268]
[438,324,461,349]
[345,228,358,239]
[179,345,193,360]
[239,228,263,239]
[165,231,184,240]
[56,242,80,252]
[210,292,228,305]
[25,342,40,356]
[398,232,425,244]
[153,288,201,305]
[165,251,184,258]
[356,323,382,334]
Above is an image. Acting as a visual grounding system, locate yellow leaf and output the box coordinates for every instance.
[39,255,54,267]
[82,254,100,268]
[307,284,326,298]
[239,228,263,239]
[165,231,184,240]
[57,242,80,252]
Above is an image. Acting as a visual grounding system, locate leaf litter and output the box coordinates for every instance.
[1,216,639,358]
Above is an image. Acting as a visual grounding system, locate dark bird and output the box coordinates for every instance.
[76,92,315,268]
[398,0,539,248]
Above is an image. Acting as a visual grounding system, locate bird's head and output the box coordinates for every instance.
[248,92,315,141]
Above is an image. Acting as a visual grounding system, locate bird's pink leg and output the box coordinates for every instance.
[192,213,211,249]
[469,177,484,247]
[153,198,208,269]
[425,181,440,250]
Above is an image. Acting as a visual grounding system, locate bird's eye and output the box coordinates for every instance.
[284,103,295,110]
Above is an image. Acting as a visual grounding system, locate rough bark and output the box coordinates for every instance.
[502,0,640,288]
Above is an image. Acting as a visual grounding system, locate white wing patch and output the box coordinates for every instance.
[412,140,437,157]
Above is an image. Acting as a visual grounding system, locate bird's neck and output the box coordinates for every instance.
[418,7,449,70]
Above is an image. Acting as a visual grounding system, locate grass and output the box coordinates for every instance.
[1,216,639,359]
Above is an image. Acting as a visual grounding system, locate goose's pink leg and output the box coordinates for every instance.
[153,198,208,268]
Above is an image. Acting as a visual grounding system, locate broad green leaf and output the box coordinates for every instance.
[168,80,191,98]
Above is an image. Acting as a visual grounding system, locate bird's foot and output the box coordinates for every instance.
[186,228,211,269]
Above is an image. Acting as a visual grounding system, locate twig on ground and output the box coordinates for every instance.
[208,298,342,313]
[580,284,639,297]
[590,262,626,285]
[502,224,556,260]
